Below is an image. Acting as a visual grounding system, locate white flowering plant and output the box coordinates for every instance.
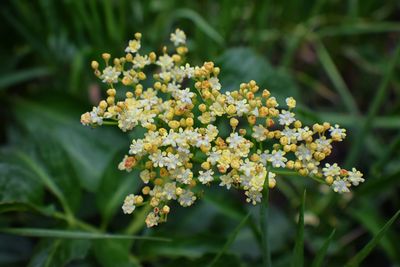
[81,29,364,228]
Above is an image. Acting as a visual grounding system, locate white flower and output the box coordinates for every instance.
[330,124,346,141]
[245,190,262,205]
[172,167,193,184]
[332,180,350,193]
[170,28,186,46]
[295,144,312,161]
[235,100,250,116]
[125,39,141,53]
[157,54,174,70]
[89,107,103,125]
[267,150,287,168]
[149,150,167,168]
[348,168,364,186]
[198,170,214,184]
[219,172,233,189]
[133,54,150,69]
[239,160,254,177]
[209,77,221,90]
[129,139,145,155]
[172,88,195,104]
[163,182,177,200]
[252,125,267,141]
[278,110,295,126]
[178,190,196,207]
[207,148,221,165]
[281,127,298,144]
[165,152,182,170]
[145,212,159,227]
[322,163,341,177]
[227,132,245,150]
[100,66,120,83]
[315,137,332,152]
[140,169,151,184]
[122,194,136,214]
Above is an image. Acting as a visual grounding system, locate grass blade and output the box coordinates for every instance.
[345,41,400,167]
[291,190,306,267]
[0,228,170,242]
[345,209,400,267]
[311,229,336,267]
[0,67,51,89]
[173,8,225,46]
[315,39,359,116]
[208,212,251,267]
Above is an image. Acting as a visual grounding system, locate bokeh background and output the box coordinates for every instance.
[1,0,400,266]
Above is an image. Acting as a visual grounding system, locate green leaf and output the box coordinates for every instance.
[1,228,170,241]
[311,229,336,267]
[0,201,55,216]
[345,209,400,267]
[13,150,73,217]
[208,212,251,267]
[13,96,127,191]
[28,239,90,267]
[93,240,141,267]
[0,160,43,205]
[96,154,141,227]
[217,47,299,103]
[291,190,306,267]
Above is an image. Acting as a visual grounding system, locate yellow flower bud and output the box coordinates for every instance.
[162,205,170,214]
[91,60,99,69]
[230,118,239,128]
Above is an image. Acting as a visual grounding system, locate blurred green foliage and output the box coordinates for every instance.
[1,0,400,266]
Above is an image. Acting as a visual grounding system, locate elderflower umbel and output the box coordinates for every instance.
[81,29,364,227]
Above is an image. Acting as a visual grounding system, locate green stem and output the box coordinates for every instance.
[102,120,118,125]
[260,180,271,267]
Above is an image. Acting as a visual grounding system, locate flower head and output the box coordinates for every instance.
[82,29,364,228]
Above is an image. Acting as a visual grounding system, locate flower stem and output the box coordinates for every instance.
[260,181,272,266]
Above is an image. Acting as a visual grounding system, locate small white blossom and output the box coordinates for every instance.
[348,168,364,186]
[198,170,214,184]
[332,180,350,193]
[125,39,141,53]
[245,190,262,205]
[322,163,341,177]
[278,110,295,126]
[209,77,221,90]
[170,28,186,46]
[267,150,287,168]
[145,212,159,227]
[100,66,120,83]
[122,194,137,214]
[330,124,346,141]
[252,125,267,141]
[178,190,196,207]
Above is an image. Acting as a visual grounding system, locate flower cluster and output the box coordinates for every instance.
[81,29,364,227]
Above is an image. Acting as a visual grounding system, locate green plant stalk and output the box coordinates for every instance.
[345,209,400,267]
[291,190,306,267]
[208,212,251,267]
[315,38,359,116]
[260,181,272,267]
